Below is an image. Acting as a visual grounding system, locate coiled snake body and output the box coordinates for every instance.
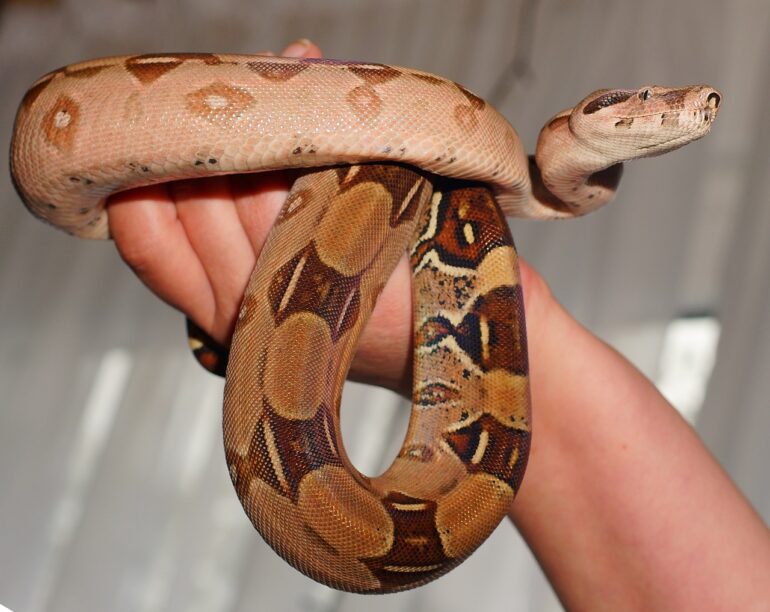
[10,53,720,593]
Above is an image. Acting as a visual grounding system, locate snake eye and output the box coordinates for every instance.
[640,88,653,101]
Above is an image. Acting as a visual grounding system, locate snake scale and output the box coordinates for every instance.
[10,52,720,593]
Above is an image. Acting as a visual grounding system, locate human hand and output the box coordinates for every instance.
[107,39,552,395]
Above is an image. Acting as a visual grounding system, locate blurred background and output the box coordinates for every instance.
[1,0,768,610]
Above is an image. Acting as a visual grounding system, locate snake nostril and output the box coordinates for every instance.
[707,92,721,109]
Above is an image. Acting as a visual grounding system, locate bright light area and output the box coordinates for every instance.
[28,349,133,612]
[656,316,721,423]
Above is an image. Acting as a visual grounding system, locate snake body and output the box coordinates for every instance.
[10,53,720,593]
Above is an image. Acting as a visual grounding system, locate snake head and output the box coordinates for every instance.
[569,85,722,158]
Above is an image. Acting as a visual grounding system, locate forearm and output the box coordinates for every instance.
[509,273,770,611]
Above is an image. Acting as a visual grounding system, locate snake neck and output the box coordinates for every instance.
[526,112,623,218]
[528,155,623,218]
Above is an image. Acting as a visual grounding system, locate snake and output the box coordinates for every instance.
[10,52,721,593]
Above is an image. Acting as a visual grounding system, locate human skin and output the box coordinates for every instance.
[107,40,770,611]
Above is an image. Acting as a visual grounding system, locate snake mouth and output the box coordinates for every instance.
[635,112,715,152]
[637,134,680,150]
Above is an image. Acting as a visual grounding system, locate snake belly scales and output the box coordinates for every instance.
[10,53,721,593]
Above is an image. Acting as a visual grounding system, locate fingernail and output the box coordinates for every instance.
[282,38,312,57]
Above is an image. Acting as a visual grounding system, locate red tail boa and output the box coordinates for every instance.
[10,53,720,593]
